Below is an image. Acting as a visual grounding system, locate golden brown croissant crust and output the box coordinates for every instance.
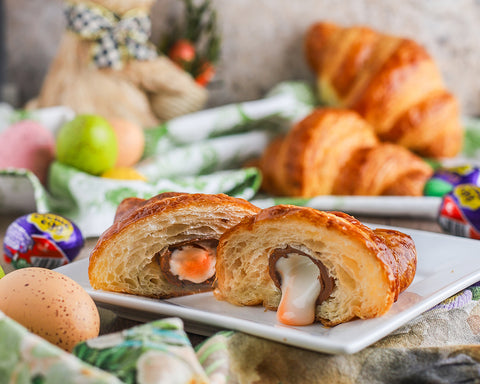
[258,108,433,197]
[214,205,417,326]
[304,22,463,158]
[113,192,188,223]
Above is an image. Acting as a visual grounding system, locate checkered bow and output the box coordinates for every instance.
[64,2,158,68]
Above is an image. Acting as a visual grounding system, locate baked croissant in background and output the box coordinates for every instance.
[258,108,433,197]
[304,22,463,158]
[214,205,417,326]
[89,192,260,298]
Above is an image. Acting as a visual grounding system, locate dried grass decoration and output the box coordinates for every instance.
[32,0,208,126]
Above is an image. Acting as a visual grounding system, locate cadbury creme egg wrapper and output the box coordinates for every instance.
[424,165,480,197]
[438,184,480,240]
[3,213,84,269]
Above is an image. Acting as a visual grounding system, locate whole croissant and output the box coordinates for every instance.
[304,22,463,158]
[258,108,433,197]
[214,206,417,326]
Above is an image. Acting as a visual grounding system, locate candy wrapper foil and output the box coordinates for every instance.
[438,184,480,239]
[3,213,84,269]
[424,165,480,197]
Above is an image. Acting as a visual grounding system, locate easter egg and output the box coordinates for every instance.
[3,213,84,270]
[108,118,145,167]
[0,267,100,351]
[438,184,480,240]
[0,120,55,184]
[56,114,118,175]
[101,167,147,181]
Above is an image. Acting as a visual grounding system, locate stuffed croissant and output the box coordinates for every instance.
[304,22,463,158]
[214,205,417,326]
[89,192,260,298]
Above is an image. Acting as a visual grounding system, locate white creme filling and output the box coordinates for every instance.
[169,245,216,284]
[276,253,321,326]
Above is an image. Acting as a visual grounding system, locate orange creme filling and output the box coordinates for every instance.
[276,253,321,326]
[169,245,216,284]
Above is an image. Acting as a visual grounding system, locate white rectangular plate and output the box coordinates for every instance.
[251,196,443,219]
[56,226,480,354]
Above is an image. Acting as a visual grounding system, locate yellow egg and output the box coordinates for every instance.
[0,267,100,352]
[101,167,147,181]
[108,118,145,167]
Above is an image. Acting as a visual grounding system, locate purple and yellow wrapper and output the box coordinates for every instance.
[3,213,84,269]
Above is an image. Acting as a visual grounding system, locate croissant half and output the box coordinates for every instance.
[88,193,260,298]
[214,205,417,326]
[304,22,463,158]
[258,108,433,197]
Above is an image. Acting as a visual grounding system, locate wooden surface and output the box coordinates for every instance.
[0,211,445,344]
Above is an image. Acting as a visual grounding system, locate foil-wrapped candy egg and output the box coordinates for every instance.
[3,213,84,269]
[438,184,480,240]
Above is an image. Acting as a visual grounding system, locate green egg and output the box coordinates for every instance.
[423,178,454,197]
[56,115,118,176]
[0,266,4,279]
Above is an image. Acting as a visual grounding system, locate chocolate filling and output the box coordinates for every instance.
[269,245,335,304]
[156,238,219,289]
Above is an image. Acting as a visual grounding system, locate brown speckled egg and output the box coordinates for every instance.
[0,267,100,351]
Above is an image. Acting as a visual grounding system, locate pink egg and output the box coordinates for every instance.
[0,120,55,184]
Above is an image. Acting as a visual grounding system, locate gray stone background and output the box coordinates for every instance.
[3,0,480,115]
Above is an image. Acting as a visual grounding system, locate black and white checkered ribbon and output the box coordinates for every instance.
[64,2,157,68]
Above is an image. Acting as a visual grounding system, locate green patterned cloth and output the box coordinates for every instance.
[0,310,121,384]
[0,82,316,238]
[1,312,209,384]
[73,318,209,384]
